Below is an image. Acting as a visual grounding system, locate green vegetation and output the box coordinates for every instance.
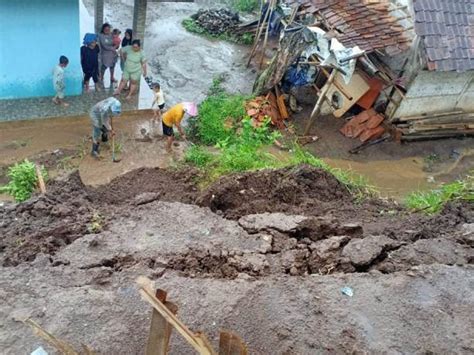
[185,79,374,199]
[181,18,254,45]
[406,176,473,214]
[0,159,47,202]
[232,0,259,12]
[87,212,104,233]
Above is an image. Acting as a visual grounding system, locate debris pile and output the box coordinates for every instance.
[245,92,289,129]
[340,108,386,143]
[392,111,474,142]
[191,9,240,36]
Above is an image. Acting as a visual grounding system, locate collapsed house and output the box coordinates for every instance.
[252,0,474,142]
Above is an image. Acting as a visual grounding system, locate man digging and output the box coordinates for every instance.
[162,102,198,152]
[89,97,122,159]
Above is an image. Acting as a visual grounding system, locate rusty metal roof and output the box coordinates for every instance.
[288,0,412,54]
[413,0,474,72]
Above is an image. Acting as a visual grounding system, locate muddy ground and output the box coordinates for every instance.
[1,165,473,353]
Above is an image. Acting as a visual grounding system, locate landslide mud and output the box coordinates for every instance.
[1,165,472,273]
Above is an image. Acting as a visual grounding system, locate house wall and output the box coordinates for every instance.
[0,0,82,99]
[393,70,474,118]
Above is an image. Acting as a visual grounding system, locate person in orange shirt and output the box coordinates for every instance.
[162,102,198,151]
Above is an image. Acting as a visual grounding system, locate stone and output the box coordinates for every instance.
[133,192,161,206]
[238,213,308,233]
[342,235,398,267]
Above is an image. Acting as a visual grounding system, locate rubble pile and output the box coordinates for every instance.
[245,92,289,129]
[191,8,240,36]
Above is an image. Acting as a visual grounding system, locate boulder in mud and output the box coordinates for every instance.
[342,235,400,268]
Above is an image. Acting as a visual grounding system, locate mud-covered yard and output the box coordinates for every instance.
[1,166,473,353]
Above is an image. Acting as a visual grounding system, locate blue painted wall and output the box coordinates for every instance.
[0,0,83,99]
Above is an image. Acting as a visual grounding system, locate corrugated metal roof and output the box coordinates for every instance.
[413,0,474,72]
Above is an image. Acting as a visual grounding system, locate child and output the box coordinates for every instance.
[52,55,69,107]
[112,29,122,50]
[81,33,100,92]
[151,83,165,120]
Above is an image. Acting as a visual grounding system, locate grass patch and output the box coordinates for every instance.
[182,18,254,45]
[185,78,375,199]
[405,176,473,214]
[233,0,259,12]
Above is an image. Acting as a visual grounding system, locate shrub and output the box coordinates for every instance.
[1,159,47,202]
[185,145,214,167]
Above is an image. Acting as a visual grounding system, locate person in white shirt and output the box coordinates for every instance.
[151,82,165,120]
[52,56,69,107]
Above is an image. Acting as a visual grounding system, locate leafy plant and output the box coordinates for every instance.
[406,175,473,214]
[233,0,259,12]
[0,159,47,202]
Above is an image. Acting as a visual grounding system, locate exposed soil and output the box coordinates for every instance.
[1,165,473,354]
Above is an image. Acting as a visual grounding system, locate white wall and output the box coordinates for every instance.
[393,71,474,118]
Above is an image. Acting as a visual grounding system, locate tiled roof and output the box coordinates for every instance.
[413,0,474,72]
[287,0,412,54]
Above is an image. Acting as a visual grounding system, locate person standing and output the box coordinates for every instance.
[120,29,133,71]
[161,102,198,152]
[81,33,100,92]
[98,23,117,87]
[114,39,147,100]
[89,97,122,159]
[151,82,165,120]
[52,55,69,107]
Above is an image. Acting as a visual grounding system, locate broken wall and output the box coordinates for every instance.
[392,70,474,118]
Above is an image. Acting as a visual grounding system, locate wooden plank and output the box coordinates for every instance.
[137,277,217,355]
[146,289,178,355]
[219,331,248,355]
[304,70,337,135]
[399,110,464,122]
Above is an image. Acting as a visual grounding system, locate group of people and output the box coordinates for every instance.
[89,97,198,159]
[51,23,197,160]
[52,23,147,107]
[81,23,146,100]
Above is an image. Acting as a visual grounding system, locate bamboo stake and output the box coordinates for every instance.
[25,319,81,355]
[304,70,337,135]
[137,277,217,355]
[35,164,46,194]
[259,0,275,69]
[247,0,272,67]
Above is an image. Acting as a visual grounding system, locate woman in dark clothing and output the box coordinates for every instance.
[120,29,133,71]
[81,33,100,92]
[121,29,133,48]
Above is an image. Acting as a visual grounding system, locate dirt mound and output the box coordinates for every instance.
[90,167,200,205]
[197,165,352,219]
[0,172,94,266]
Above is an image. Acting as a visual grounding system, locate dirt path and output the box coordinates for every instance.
[1,166,472,353]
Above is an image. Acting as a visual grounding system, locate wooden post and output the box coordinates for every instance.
[304,70,337,135]
[146,289,178,355]
[259,0,275,69]
[218,331,248,355]
[35,165,46,194]
[137,277,217,355]
[247,1,272,67]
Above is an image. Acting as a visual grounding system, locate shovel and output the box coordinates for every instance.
[111,118,121,163]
